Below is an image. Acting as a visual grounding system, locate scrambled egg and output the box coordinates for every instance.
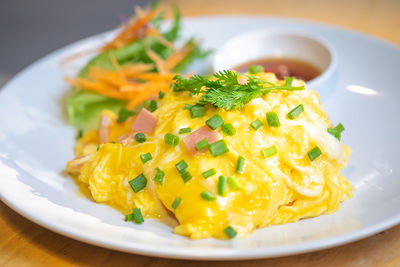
[67,73,353,239]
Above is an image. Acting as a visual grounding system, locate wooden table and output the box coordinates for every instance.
[1,0,399,266]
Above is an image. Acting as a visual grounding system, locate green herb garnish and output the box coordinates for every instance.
[235,156,245,174]
[328,123,345,141]
[153,168,165,185]
[308,146,322,161]
[208,140,229,157]
[206,114,224,130]
[218,176,228,197]
[200,191,216,201]
[261,146,278,158]
[179,169,192,183]
[287,104,304,120]
[172,71,304,110]
[248,65,264,74]
[179,127,191,134]
[164,133,179,147]
[140,152,152,164]
[129,173,147,193]
[172,197,182,209]
[221,123,236,136]
[148,100,158,112]
[250,119,263,130]
[76,129,83,139]
[190,105,205,118]
[135,133,146,143]
[124,208,144,224]
[227,176,242,190]
[195,138,209,151]
[158,91,165,99]
[224,226,237,238]
[175,160,189,172]
[202,168,217,178]
[117,107,136,123]
[266,112,280,127]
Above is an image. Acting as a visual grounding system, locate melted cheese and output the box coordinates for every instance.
[67,73,353,239]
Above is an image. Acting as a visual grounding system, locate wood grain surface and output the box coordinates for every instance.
[1,0,399,266]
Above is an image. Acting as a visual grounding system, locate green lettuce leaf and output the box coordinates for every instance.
[67,7,207,131]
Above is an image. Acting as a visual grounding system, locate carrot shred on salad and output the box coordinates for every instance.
[102,9,159,51]
[67,40,197,109]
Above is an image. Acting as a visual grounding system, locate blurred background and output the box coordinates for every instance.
[0,0,399,86]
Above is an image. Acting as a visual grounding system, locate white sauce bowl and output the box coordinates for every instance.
[212,29,338,91]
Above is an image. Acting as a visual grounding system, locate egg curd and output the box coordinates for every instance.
[66,72,353,240]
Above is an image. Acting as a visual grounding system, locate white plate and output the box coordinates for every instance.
[0,16,399,260]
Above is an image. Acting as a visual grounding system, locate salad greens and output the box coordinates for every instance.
[67,6,209,130]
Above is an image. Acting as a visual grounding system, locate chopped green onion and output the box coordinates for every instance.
[140,152,152,164]
[287,104,304,120]
[206,114,224,130]
[129,174,147,193]
[248,65,264,74]
[266,112,280,127]
[172,197,182,209]
[97,144,100,151]
[175,160,188,172]
[308,146,322,161]
[195,138,209,151]
[202,168,217,178]
[224,226,237,238]
[200,191,216,201]
[164,133,179,147]
[148,100,158,112]
[142,100,151,109]
[221,123,236,136]
[328,123,345,140]
[180,169,192,183]
[76,130,83,139]
[236,156,245,174]
[179,127,191,134]
[183,104,193,110]
[208,140,229,157]
[261,145,278,158]
[158,91,165,99]
[153,168,165,185]
[250,119,263,130]
[190,105,205,118]
[285,76,295,86]
[132,208,144,224]
[117,107,136,123]
[227,176,242,190]
[218,176,228,197]
[124,213,133,222]
[135,133,147,143]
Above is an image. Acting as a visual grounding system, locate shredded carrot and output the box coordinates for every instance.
[146,49,166,74]
[66,57,175,107]
[102,9,159,51]
[164,43,194,71]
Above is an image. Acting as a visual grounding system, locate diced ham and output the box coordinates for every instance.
[98,114,111,144]
[118,131,135,146]
[131,108,158,134]
[183,126,222,155]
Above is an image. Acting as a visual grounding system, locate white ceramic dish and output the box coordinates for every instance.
[212,29,337,91]
[0,16,399,260]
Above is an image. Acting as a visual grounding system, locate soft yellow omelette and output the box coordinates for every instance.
[67,72,353,239]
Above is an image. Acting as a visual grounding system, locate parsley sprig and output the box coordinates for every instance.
[172,70,305,110]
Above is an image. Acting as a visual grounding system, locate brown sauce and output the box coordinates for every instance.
[234,58,321,81]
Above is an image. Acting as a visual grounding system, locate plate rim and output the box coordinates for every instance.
[1,15,400,260]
